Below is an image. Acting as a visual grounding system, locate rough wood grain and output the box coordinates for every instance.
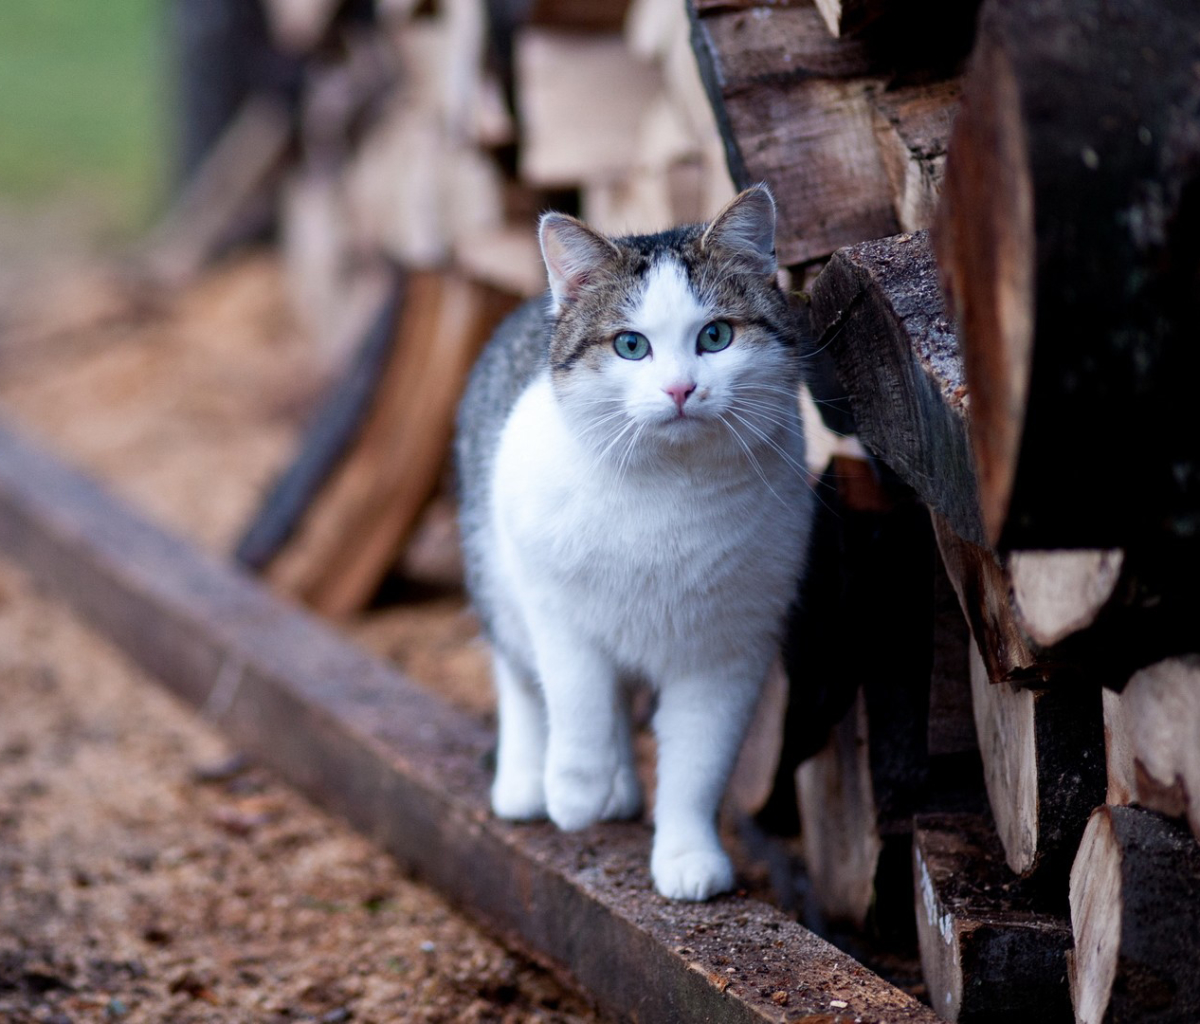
[934,0,1200,550]
[1008,550,1124,649]
[809,231,982,546]
[1069,806,1200,1024]
[870,79,960,232]
[968,642,1105,878]
[914,813,1073,1022]
[0,421,944,1024]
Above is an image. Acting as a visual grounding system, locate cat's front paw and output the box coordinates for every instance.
[491,769,547,821]
[545,761,615,831]
[651,846,734,901]
[604,765,644,822]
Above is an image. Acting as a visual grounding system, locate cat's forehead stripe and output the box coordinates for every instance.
[629,257,709,335]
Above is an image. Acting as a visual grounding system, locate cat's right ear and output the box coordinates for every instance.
[539,213,619,312]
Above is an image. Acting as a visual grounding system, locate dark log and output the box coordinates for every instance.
[814,0,888,37]
[934,0,1200,551]
[809,231,983,545]
[968,642,1105,879]
[0,421,946,1024]
[914,813,1073,1022]
[234,268,403,571]
[928,552,975,757]
[869,79,960,232]
[1069,806,1200,1024]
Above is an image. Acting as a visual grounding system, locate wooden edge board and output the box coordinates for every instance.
[0,420,941,1024]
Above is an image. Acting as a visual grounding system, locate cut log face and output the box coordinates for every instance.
[969,642,1104,878]
[1069,805,1200,1024]
[914,813,1073,1023]
[934,0,1200,550]
[1008,549,1125,649]
[1122,656,1200,842]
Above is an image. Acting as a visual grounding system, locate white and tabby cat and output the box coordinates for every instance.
[455,185,812,901]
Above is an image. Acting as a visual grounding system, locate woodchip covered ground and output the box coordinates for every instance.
[0,241,597,1024]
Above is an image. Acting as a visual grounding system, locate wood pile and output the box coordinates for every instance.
[151,0,737,616]
[150,0,1199,1019]
[711,0,1200,1020]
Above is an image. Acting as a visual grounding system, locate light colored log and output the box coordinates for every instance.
[1102,686,1136,808]
[1008,549,1124,649]
[1069,805,1200,1024]
[517,29,663,187]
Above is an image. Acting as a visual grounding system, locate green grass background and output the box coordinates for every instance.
[0,0,166,233]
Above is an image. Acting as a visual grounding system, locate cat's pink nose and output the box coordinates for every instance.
[664,382,696,413]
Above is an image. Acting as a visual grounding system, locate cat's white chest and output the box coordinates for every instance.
[488,373,808,679]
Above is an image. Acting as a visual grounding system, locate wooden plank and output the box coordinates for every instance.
[934,0,1200,550]
[914,813,1073,1022]
[968,641,1105,879]
[814,0,889,37]
[1068,806,1200,1024]
[0,421,943,1024]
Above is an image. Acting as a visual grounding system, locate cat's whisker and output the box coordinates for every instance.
[718,413,789,508]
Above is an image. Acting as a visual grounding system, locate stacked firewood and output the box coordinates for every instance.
[151,0,736,617]
[692,0,1200,1020]
[155,0,1199,1019]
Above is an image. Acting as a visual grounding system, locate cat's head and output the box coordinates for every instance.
[537,186,802,457]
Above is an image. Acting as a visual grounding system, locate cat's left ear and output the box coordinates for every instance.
[539,213,620,312]
[701,184,777,277]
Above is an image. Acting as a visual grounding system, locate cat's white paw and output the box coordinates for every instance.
[651,847,734,901]
[545,762,615,831]
[491,769,547,821]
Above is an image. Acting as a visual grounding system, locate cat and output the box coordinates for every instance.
[454,185,812,901]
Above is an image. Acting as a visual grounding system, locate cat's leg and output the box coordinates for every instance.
[491,650,548,820]
[530,622,627,831]
[650,669,763,900]
[607,684,644,821]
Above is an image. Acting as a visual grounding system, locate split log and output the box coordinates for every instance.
[234,267,403,571]
[1120,657,1200,843]
[928,553,975,758]
[266,272,518,617]
[1068,806,1200,1024]
[689,3,895,264]
[933,0,1200,551]
[140,95,293,287]
[808,231,983,546]
[968,641,1105,878]
[870,79,960,232]
[516,30,662,188]
[1101,687,1136,809]
[914,813,1073,1023]
[261,0,342,53]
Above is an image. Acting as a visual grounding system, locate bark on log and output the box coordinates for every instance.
[809,231,982,546]
[914,813,1073,1023]
[1069,806,1200,1024]
[968,641,1105,879]
[934,0,1200,551]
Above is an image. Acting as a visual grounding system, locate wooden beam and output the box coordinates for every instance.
[0,421,943,1024]
[914,813,1073,1022]
[1069,806,1200,1024]
[934,0,1200,550]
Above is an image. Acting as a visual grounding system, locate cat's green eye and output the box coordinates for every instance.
[614,331,651,360]
[697,320,733,353]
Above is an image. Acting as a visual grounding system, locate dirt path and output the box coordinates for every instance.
[0,250,596,1023]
